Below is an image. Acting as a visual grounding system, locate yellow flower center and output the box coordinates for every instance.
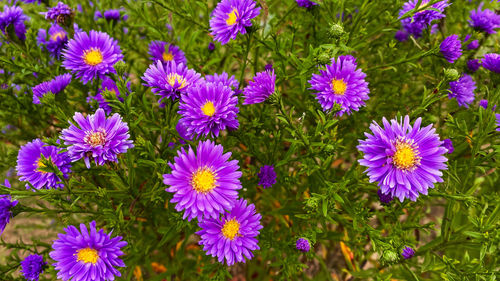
[84,131,107,147]
[162,51,174,62]
[393,140,421,171]
[83,48,103,66]
[331,79,347,95]
[76,247,99,264]
[36,158,48,174]
[50,31,66,41]
[221,219,240,240]
[201,101,216,116]
[226,8,239,26]
[167,74,187,89]
[191,168,216,193]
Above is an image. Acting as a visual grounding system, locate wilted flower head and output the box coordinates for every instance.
[44,2,73,24]
[296,238,311,252]
[61,108,134,168]
[20,254,47,281]
[32,73,72,104]
[50,221,127,281]
[37,24,68,58]
[16,139,72,190]
[399,0,449,38]
[163,140,242,221]
[402,246,415,259]
[482,53,500,73]
[308,55,370,115]
[209,0,261,45]
[243,69,276,104]
[0,5,29,41]
[440,34,462,63]
[197,199,263,266]
[448,74,476,108]
[258,165,276,188]
[358,116,448,202]
[468,4,500,34]
[148,41,187,66]
[62,30,124,84]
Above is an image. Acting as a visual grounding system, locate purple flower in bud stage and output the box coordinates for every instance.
[296,238,311,252]
[208,42,215,51]
[496,114,500,132]
[395,29,409,42]
[443,139,453,154]
[467,40,479,50]
[296,0,318,8]
[467,59,481,72]
[448,74,476,108]
[257,165,276,188]
[440,35,462,63]
[402,246,415,259]
[377,189,394,204]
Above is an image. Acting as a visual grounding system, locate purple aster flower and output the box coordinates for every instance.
[49,221,127,281]
[358,116,448,202]
[163,140,242,221]
[62,30,124,84]
[142,60,201,103]
[205,72,239,90]
[264,63,273,71]
[430,23,439,34]
[0,5,29,41]
[496,114,500,132]
[482,53,500,73]
[468,4,500,34]
[60,108,134,168]
[402,246,415,259]
[243,69,276,104]
[209,0,261,45]
[377,189,394,204]
[467,40,479,50]
[448,74,476,108]
[296,238,310,252]
[20,254,47,281]
[479,99,488,109]
[103,9,121,21]
[176,119,194,142]
[258,165,276,188]
[98,76,128,102]
[94,10,103,21]
[178,81,239,138]
[20,0,42,4]
[16,139,72,190]
[208,42,215,51]
[197,198,262,266]
[44,2,73,24]
[395,29,409,42]
[440,34,462,63]
[148,41,187,66]
[467,59,481,72]
[399,0,449,38]
[0,183,18,236]
[37,24,68,58]
[296,0,318,8]
[308,55,370,115]
[32,73,72,104]
[86,93,112,115]
[443,138,453,154]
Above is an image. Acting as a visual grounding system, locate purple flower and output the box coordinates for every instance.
[448,74,476,108]
[358,116,448,202]
[258,165,276,188]
[377,189,394,204]
[443,139,454,154]
[296,238,310,252]
[467,59,481,72]
[176,119,194,142]
[402,246,415,259]
[60,108,134,168]
[49,221,127,281]
[44,2,73,23]
[20,254,47,281]
[482,53,500,73]
[243,69,276,104]
[32,73,72,104]
[296,0,318,8]
[178,81,239,138]
[197,199,262,266]
[399,0,449,38]
[16,139,72,190]
[264,63,273,71]
[479,99,488,109]
[395,29,409,42]
[208,42,215,51]
[163,140,242,221]
[0,5,29,41]
[98,76,128,102]
[205,72,239,90]
[62,30,124,84]
[308,55,370,115]
[86,93,112,115]
[103,9,121,21]
[496,114,500,132]
[148,41,187,65]
[468,4,500,34]
[430,23,439,34]
[440,34,462,63]
[142,61,202,103]
[37,24,68,58]
[20,0,42,4]
[0,183,18,235]
[209,0,261,45]
[94,10,102,21]
[467,40,479,50]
